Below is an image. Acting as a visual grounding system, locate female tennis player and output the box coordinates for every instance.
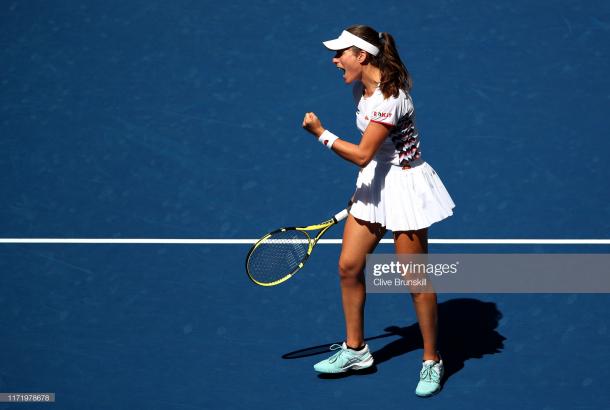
[302,25,455,397]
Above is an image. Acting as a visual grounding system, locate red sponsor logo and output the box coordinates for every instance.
[373,111,392,119]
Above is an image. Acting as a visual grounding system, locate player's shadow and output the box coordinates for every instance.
[282,298,505,382]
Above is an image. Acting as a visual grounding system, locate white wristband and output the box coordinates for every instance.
[318,130,339,150]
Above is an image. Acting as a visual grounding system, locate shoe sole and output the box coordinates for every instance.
[314,355,374,373]
[415,387,442,398]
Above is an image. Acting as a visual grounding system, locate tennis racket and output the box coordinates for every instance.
[245,208,350,286]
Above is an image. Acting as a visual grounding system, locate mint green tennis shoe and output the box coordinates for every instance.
[415,358,444,397]
[313,342,374,373]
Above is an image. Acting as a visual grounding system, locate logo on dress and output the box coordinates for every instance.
[373,111,392,119]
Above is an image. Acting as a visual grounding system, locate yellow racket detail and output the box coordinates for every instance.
[245,209,349,286]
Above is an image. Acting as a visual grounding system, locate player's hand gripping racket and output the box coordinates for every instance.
[245,208,350,286]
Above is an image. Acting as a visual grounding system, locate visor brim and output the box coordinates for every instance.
[322,38,351,51]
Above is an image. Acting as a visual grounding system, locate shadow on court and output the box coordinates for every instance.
[282,298,505,383]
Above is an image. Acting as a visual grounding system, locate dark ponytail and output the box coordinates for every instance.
[346,25,412,98]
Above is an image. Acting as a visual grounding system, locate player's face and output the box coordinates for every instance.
[332,48,362,84]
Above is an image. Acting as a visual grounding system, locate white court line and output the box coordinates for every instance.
[0,238,609,245]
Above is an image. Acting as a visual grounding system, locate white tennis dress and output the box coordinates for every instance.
[349,82,455,231]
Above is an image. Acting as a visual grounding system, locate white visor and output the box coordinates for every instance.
[322,30,380,56]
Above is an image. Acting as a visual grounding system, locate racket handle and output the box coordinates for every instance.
[333,208,350,223]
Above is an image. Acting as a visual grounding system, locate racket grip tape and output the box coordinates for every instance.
[333,208,349,223]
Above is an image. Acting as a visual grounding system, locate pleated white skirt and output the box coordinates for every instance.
[350,159,455,231]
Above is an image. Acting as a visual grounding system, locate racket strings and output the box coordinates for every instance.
[247,230,310,284]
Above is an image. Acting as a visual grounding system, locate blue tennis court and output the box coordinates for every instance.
[1,0,609,409]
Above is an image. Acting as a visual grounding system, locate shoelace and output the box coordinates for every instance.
[327,344,346,364]
[420,362,441,383]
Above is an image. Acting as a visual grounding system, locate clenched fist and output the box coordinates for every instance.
[302,112,325,137]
